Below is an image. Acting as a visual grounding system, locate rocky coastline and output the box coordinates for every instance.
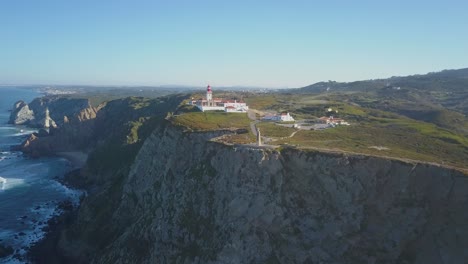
[3,95,95,263]
[7,95,183,263]
[27,169,86,264]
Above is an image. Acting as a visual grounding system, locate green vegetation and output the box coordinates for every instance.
[172,112,251,131]
[87,95,185,175]
[62,87,186,107]
[256,122,296,138]
[276,116,468,170]
[243,71,468,171]
[244,95,280,110]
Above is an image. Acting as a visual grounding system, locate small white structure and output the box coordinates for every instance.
[318,116,350,126]
[262,112,295,122]
[279,112,295,122]
[190,85,249,113]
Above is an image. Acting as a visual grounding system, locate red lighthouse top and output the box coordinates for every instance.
[207,85,212,92]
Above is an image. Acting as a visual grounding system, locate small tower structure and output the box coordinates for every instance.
[206,85,213,106]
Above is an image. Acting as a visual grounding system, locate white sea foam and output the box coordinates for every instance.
[0,177,26,191]
[0,203,62,264]
[0,177,6,190]
[11,132,32,137]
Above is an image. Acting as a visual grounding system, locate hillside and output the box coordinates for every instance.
[295,68,468,131]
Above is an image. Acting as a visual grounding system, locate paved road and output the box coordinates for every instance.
[248,109,259,136]
[250,120,259,136]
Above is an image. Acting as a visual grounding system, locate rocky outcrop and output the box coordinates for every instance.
[8,96,97,128]
[9,100,35,125]
[57,123,468,264]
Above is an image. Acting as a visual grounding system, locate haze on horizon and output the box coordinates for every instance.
[1,0,467,88]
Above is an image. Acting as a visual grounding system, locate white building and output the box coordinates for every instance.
[318,116,350,126]
[190,85,249,113]
[262,112,295,122]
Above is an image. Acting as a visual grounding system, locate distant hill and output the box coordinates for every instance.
[293,68,468,134]
[297,68,468,94]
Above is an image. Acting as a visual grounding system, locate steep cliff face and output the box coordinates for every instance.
[9,100,35,125]
[9,96,96,128]
[59,123,468,264]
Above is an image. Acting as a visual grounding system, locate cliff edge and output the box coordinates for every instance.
[55,121,468,264]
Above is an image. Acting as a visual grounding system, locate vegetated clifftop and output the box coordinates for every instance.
[18,96,183,159]
[9,96,97,127]
[55,121,468,264]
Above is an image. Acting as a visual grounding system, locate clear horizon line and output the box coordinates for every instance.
[1,66,466,89]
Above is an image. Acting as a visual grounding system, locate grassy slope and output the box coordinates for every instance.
[240,92,467,170]
[256,122,296,138]
[172,112,251,131]
[171,89,467,170]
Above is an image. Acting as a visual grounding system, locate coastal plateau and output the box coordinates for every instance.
[12,95,468,264]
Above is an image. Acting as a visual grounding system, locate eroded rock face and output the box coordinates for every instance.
[9,100,35,125]
[59,124,468,264]
[8,96,97,128]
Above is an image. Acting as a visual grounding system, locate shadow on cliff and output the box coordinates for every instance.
[25,95,187,263]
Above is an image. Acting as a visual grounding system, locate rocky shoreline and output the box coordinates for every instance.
[5,135,88,263]
[27,198,78,264]
[6,96,91,262]
[26,168,86,264]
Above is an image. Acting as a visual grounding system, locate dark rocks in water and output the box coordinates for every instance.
[28,204,77,264]
[58,200,73,211]
[9,145,22,151]
[18,232,26,236]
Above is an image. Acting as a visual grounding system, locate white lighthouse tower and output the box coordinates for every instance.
[206,85,213,105]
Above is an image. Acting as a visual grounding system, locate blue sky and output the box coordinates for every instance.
[1,0,467,88]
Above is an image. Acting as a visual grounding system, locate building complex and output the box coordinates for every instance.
[190,85,249,113]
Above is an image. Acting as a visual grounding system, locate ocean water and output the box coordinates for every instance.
[0,87,81,263]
